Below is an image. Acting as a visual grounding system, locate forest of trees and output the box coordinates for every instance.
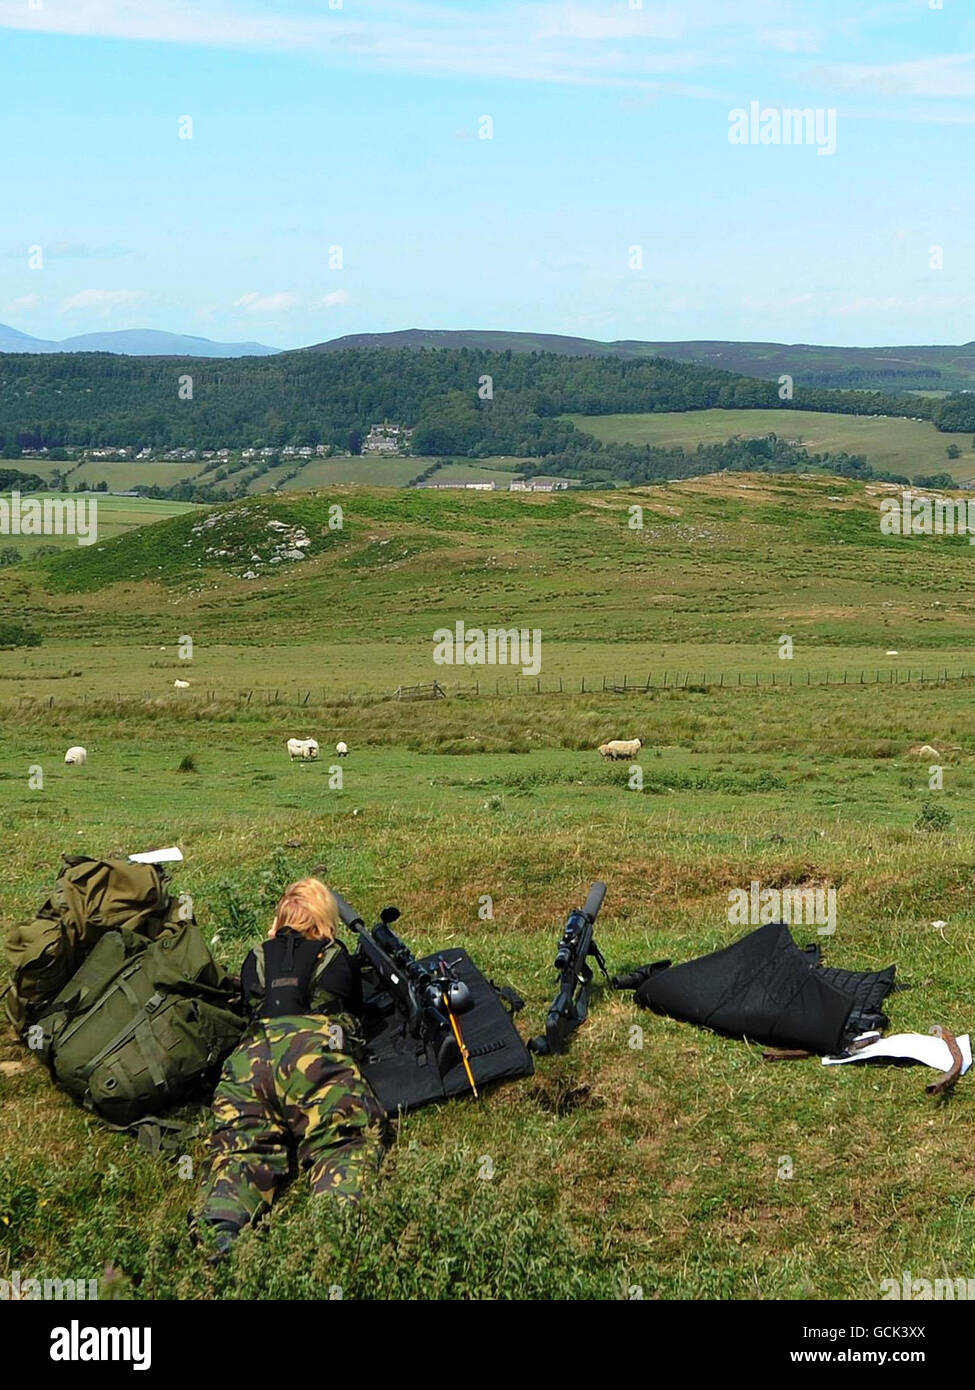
[1,345,973,489]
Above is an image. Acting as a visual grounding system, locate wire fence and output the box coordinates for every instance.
[9,664,975,710]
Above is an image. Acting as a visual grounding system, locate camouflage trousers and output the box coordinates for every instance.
[195,1017,384,1234]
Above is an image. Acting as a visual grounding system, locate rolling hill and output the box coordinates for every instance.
[0,323,279,357]
[4,472,975,1300]
[310,329,975,391]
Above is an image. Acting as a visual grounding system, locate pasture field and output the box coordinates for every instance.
[2,474,975,1300]
[4,454,534,498]
[56,462,206,492]
[2,685,975,1300]
[0,493,197,558]
[564,408,975,482]
[3,471,975,693]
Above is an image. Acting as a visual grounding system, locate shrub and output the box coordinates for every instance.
[914,800,952,832]
[0,621,41,648]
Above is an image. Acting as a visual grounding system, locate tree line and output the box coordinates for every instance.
[2,345,974,488]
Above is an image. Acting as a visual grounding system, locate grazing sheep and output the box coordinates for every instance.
[174,679,190,690]
[64,746,87,766]
[599,738,643,761]
[335,741,348,757]
[286,738,320,761]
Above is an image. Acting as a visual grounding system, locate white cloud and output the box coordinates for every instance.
[758,27,822,56]
[530,4,684,42]
[233,292,300,313]
[815,54,975,98]
[0,0,866,91]
[831,293,965,316]
[232,289,349,313]
[6,293,42,313]
[60,289,146,314]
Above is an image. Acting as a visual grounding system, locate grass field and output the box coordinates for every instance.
[2,474,975,1300]
[6,454,533,497]
[0,494,197,557]
[564,408,975,482]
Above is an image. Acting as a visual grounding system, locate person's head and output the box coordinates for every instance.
[269,877,339,942]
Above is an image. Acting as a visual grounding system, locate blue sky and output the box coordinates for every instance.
[2,0,973,349]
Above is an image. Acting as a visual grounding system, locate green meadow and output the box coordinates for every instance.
[2,475,975,1300]
[9,454,533,498]
[0,493,197,557]
[565,408,975,482]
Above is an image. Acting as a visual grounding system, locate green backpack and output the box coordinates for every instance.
[34,920,245,1129]
[5,855,187,1032]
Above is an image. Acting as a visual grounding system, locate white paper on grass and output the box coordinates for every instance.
[822,1032,972,1075]
[128,847,184,865]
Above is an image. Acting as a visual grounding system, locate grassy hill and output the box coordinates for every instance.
[3,474,975,1300]
[565,409,975,483]
[312,329,975,392]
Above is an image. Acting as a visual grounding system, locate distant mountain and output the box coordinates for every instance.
[307,329,975,391]
[0,323,279,357]
[4,318,975,388]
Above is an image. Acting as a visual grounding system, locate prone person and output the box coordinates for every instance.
[191,877,384,1258]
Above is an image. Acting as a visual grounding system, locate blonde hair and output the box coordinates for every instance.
[269,878,339,943]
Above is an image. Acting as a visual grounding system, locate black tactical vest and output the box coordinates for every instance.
[260,934,327,1017]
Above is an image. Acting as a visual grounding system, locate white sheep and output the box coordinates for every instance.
[64,746,87,766]
[599,738,643,761]
[335,741,348,757]
[174,679,190,690]
[287,738,320,761]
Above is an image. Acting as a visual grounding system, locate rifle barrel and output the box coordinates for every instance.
[583,881,607,922]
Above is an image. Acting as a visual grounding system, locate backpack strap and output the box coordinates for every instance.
[79,984,166,1081]
[100,1112,205,1157]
